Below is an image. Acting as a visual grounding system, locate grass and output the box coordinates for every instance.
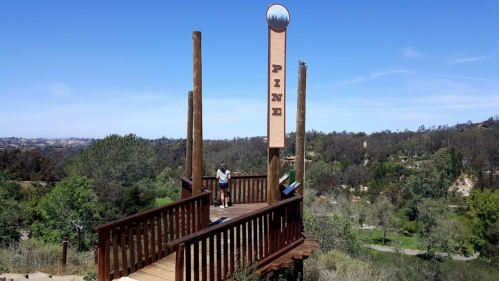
[155,196,173,206]
[366,230,474,255]
[365,250,499,281]
[0,239,96,275]
[366,229,419,250]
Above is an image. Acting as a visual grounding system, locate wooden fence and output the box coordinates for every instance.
[202,175,267,204]
[93,181,211,281]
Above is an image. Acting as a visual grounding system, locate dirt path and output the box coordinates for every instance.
[367,244,479,261]
[0,272,83,281]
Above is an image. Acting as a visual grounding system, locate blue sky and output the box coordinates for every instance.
[1,0,498,139]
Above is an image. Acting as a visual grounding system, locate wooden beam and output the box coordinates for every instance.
[192,31,203,195]
[267,148,280,205]
[295,64,307,196]
[186,90,193,179]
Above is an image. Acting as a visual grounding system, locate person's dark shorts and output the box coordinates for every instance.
[219,182,229,189]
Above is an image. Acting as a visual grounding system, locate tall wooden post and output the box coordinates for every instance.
[186,90,193,179]
[295,62,307,196]
[192,31,203,195]
[266,4,290,205]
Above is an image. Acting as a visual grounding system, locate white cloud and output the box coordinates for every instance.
[340,70,411,85]
[401,47,424,58]
[450,57,488,64]
[46,81,73,98]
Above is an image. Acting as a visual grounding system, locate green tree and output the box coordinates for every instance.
[482,222,499,265]
[30,177,100,250]
[416,199,454,256]
[371,200,399,244]
[467,189,499,248]
[156,167,181,202]
[0,188,23,243]
[65,134,157,220]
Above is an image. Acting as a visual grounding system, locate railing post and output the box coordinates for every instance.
[175,244,185,281]
[97,229,110,281]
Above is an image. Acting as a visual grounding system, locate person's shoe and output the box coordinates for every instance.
[225,204,228,208]
[219,205,224,208]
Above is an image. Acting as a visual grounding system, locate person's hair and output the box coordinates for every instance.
[220,162,227,173]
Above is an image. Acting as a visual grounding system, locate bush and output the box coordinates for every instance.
[403,221,420,233]
[83,270,97,281]
[304,250,387,281]
[0,239,96,274]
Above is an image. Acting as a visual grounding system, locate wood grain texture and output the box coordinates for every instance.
[268,29,286,148]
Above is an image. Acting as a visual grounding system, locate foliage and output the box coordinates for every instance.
[370,200,400,244]
[482,222,499,266]
[0,149,60,181]
[303,207,365,256]
[467,189,499,248]
[366,250,499,281]
[156,166,181,202]
[232,258,259,281]
[0,189,23,244]
[83,270,97,281]
[30,177,100,251]
[416,199,454,256]
[304,250,387,281]
[65,134,157,220]
[402,148,460,219]
[304,161,341,195]
[0,239,96,274]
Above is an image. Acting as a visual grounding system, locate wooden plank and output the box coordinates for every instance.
[140,264,176,279]
[128,271,169,281]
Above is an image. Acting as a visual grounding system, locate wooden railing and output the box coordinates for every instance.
[202,175,267,204]
[167,193,303,281]
[94,182,211,281]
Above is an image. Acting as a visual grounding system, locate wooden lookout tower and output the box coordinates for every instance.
[93,4,318,280]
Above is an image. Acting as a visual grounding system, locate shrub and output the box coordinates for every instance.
[304,250,387,281]
[403,221,420,233]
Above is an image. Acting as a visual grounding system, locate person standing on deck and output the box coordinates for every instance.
[216,162,231,208]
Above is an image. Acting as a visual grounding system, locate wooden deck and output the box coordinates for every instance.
[118,204,318,281]
[95,177,319,281]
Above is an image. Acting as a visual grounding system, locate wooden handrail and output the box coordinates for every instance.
[167,194,303,281]
[94,189,211,281]
[167,194,302,247]
[93,191,208,231]
[203,174,267,204]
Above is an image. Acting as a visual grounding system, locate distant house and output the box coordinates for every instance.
[281,155,312,167]
[473,122,486,128]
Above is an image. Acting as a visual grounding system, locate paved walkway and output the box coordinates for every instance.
[367,244,479,261]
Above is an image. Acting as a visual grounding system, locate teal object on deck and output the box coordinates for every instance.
[289,169,295,184]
